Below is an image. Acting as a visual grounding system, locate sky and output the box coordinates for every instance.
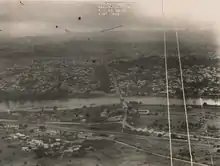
[0,0,219,38]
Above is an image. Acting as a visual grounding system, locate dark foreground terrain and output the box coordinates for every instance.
[0,102,220,166]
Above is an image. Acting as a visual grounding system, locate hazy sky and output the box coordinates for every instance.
[0,0,219,38]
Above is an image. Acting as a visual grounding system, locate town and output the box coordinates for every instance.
[0,0,220,165]
[0,53,219,101]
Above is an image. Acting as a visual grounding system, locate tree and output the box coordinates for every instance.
[203,102,208,107]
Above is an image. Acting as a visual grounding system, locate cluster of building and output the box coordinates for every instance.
[3,128,102,158]
[0,58,219,99]
[111,64,220,97]
[0,60,99,99]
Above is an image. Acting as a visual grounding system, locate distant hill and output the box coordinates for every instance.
[0,29,217,61]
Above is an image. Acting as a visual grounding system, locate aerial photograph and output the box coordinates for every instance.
[0,0,220,165]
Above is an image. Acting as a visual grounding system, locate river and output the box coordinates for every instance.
[0,96,220,112]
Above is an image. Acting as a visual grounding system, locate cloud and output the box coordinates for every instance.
[0,0,219,38]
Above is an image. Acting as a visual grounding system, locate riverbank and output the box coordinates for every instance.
[0,96,220,112]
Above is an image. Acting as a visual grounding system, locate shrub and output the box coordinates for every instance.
[207,124,218,132]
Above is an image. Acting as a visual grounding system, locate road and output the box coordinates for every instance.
[1,118,219,142]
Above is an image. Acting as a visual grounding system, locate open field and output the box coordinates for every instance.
[0,122,219,166]
[0,103,220,165]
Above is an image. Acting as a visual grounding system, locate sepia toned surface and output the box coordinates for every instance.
[0,0,220,166]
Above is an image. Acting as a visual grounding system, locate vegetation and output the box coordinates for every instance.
[207,124,219,132]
